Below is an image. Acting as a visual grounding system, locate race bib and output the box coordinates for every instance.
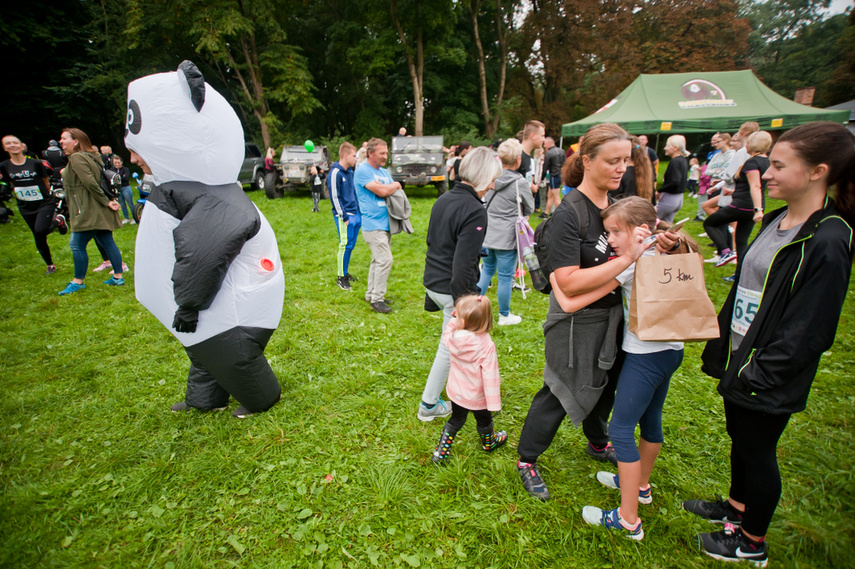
[14,185,43,201]
[731,285,761,336]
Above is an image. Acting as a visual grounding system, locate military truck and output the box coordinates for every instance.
[264,145,330,199]
[388,135,446,194]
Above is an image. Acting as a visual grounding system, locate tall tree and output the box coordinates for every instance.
[469,0,510,138]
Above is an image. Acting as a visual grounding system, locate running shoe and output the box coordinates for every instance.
[104,276,125,286]
[519,462,550,501]
[417,398,452,422]
[682,497,743,525]
[59,282,85,296]
[698,524,767,567]
[46,264,57,275]
[715,250,738,267]
[498,313,522,326]
[336,276,352,290]
[582,506,644,540]
[595,471,652,504]
[92,260,112,272]
[585,442,617,465]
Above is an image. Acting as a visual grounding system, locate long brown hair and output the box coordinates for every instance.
[602,196,699,254]
[630,136,653,201]
[777,122,855,225]
[62,128,96,154]
[564,123,632,188]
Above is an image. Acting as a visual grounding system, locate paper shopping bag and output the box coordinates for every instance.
[628,253,719,342]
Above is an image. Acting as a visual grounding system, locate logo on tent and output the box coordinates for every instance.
[678,79,735,109]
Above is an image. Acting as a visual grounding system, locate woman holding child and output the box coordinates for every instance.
[515,123,680,503]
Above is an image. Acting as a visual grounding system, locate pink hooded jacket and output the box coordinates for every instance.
[442,318,501,412]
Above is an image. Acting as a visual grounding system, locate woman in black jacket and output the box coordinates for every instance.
[655,134,689,223]
[684,122,855,566]
[418,147,502,422]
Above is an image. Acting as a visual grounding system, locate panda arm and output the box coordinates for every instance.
[171,194,261,311]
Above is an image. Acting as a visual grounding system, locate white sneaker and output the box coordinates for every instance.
[698,232,708,237]
[122,219,131,225]
[498,313,522,326]
[704,255,721,264]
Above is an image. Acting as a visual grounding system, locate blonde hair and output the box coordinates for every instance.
[458,147,502,193]
[746,131,772,155]
[738,122,760,137]
[522,120,545,141]
[455,295,493,333]
[497,138,523,166]
[667,134,689,157]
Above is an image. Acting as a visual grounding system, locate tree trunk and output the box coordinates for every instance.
[470,0,508,138]
[226,40,271,148]
[390,0,424,136]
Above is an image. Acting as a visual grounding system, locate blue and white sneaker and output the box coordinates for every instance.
[417,398,452,422]
[715,250,738,267]
[104,276,125,286]
[596,471,652,504]
[582,506,644,541]
[59,282,85,296]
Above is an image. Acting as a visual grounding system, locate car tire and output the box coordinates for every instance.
[435,180,447,196]
[132,202,144,224]
[264,172,278,199]
[252,170,264,192]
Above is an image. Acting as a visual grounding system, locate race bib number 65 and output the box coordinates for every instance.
[731,285,761,336]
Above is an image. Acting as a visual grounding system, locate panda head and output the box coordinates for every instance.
[124,61,244,186]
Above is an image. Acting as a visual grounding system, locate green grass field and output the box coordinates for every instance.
[1,186,853,568]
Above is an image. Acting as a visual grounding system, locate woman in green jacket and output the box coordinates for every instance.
[58,128,124,296]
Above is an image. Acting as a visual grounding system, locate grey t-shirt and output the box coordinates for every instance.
[731,211,803,351]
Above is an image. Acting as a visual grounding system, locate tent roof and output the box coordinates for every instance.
[561,70,850,137]
[827,99,855,121]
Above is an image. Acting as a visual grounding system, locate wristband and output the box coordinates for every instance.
[669,238,682,253]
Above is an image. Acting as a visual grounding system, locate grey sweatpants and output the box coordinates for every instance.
[362,229,392,303]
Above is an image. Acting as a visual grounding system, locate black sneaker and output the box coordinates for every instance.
[344,273,358,282]
[233,405,253,418]
[518,462,550,501]
[683,497,743,525]
[171,401,227,413]
[371,300,392,313]
[336,276,352,290]
[698,526,767,567]
[585,442,618,465]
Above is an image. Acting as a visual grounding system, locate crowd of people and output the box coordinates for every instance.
[4,116,853,566]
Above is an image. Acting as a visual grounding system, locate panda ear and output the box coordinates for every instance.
[177,60,206,112]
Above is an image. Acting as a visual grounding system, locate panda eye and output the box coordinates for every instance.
[126,100,142,136]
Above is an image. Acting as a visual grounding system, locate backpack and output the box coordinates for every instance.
[100,168,122,199]
[533,190,591,295]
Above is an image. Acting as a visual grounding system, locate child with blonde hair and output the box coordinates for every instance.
[432,295,507,464]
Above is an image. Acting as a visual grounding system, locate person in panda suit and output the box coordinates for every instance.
[125,61,284,418]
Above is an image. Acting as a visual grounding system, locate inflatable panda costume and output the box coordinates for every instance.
[126,61,284,417]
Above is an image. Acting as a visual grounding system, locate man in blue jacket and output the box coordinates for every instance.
[328,142,360,290]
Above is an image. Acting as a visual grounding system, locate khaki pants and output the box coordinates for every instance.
[362,230,392,303]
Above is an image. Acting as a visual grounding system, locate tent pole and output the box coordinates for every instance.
[560,136,564,149]
[655,133,661,153]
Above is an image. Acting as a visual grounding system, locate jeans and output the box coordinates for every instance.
[334,213,361,277]
[362,230,392,303]
[422,289,454,406]
[609,349,683,463]
[477,248,517,316]
[69,230,123,280]
[118,185,134,219]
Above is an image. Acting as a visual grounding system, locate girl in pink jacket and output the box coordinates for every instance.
[432,295,507,464]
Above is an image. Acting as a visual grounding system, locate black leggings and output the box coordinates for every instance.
[516,349,623,463]
[724,399,791,537]
[21,202,55,265]
[703,206,755,256]
[444,401,494,434]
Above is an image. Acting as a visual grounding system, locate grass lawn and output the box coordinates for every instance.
[1,186,853,568]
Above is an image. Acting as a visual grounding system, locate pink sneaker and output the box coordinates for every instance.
[93,260,112,272]
[110,263,130,275]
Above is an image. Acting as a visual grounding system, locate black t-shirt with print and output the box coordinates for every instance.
[0,158,53,214]
[548,191,621,309]
[732,156,770,210]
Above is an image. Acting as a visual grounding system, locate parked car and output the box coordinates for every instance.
[238,143,266,191]
[262,145,331,198]
[388,135,446,194]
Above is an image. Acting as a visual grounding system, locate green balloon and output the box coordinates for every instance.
[304,140,315,152]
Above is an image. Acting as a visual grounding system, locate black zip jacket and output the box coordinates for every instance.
[658,155,688,194]
[423,182,488,301]
[701,199,853,415]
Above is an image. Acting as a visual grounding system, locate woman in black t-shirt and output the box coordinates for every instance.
[703,131,773,268]
[516,123,678,502]
[0,135,58,273]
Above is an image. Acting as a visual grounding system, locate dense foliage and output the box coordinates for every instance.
[0,0,851,153]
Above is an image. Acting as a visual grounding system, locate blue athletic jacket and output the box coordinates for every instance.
[327,161,358,219]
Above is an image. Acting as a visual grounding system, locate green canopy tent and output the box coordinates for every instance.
[561,70,849,137]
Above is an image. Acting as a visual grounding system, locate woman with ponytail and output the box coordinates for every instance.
[685,122,855,565]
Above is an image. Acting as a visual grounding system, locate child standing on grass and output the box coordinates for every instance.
[551,197,696,540]
[688,156,700,198]
[432,295,507,464]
